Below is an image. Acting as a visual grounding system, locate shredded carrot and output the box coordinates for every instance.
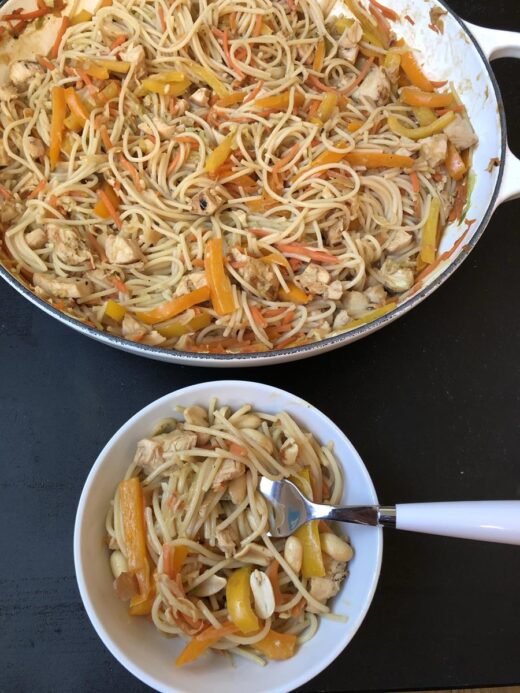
[243,80,264,104]
[110,275,129,294]
[222,28,244,79]
[250,305,267,328]
[436,104,466,116]
[276,333,304,349]
[27,179,46,199]
[175,135,199,146]
[263,307,286,318]
[119,155,143,191]
[308,74,337,93]
[99,124,113,151]
[312,39,325,72]
[110,35,127,50]
[308,99,320,118]
[343,56,374,96]
[282,309,295,325]
[97,188,122,229]
[404,14,415,24]
[414,230,469,285]
[49,195,59,208]
[36,54,55,71]
[288,257,303,271]
[271,143,299,191]
[229,442,247,456]
[428,23,440,34]
[414,195,422,219]
[369,0,399,21]
[253,13,262,37]
[409,171,420,194]
[276,243,340,264]
[167,149,184,175]
[430,79,448,88]
[266,561,283,606]
[158,6,166,32]
[448,178,468,223]
[291,598,306,617]
[1,7,50,20]
[0,184,13,200]
[49,16,69,60]
[229,11,237,31]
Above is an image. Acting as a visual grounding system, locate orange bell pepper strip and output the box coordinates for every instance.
[254,629,297,660]
[278,283,310,305]
[400,49,434,92]
[401,87,453,108]
[312,39,325,72]
[255,91,305,111]
[163,544,189,579]
[118,477,150,598]
[215,91,246,107]
[175,621,239,667]
[80,61,110,80]
[134,286,211,325]
[291,470,325,578]
[226,566,260,634]
[129,589,155,616]
[64,88,91,126]
[94,183,122,228]
[49,86,66,170]
[295,147,413,181]
[445,141,467,181]
[156,311,212,339]
[204,238,236,315]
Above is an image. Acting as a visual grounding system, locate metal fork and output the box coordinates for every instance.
[259,478,520,545]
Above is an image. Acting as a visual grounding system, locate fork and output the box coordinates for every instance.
[259,478,520,545]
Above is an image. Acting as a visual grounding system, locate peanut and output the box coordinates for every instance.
[284,536,303,574]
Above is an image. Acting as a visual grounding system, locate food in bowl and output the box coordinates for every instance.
[0,0,477,354]
[105,398,353,667]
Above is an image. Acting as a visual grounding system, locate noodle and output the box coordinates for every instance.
[0,0,477,353]
[106,399,352,665]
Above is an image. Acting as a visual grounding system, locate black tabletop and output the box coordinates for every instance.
[2,1,520,691]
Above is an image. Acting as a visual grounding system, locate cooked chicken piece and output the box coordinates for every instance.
[173,98,187,116]
[0,201,18,224]
[343,290,369,317]
[279,438,299,465]
[133,437,165,474]
[231,248,278,300]
[105,235,141,264]
[9,60,44,87]
[386,229,413,255]
[189,88,210,108]
[215,524,239,558]
[444,114,478,150]
[0,84,18,101]
[33,272,93,299]
[338,45,359,63]
[139,116,176,139]
[325,280,343,301]
[122,314,148,340]
[140,226,162,245]
[308,557,347,609]
[48,225,91,266]
[160,429,198,453]
[174,271,208,296]
[380,259,414,293]
[120,45,146,79]
[324,218,347,245]
[364,284,387,305]
[0,140,9,166]
[133,429,197,474]
[191,186,226,216]
[27,137,45,160]
[332,309,350,330]
[85,269,112,288]
[141,330,166,346]
[352,66,390,105]
[212,459,245,491]
[25,228,47,249]
[420,134,448,168]
[295,263,331,295]
[337,20,362,62]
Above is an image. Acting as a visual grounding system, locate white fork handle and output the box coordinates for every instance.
[465,21,520,206]
[395,501,520,545]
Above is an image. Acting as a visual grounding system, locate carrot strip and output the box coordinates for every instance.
[404,14,415,25]
[49,16,69,60]
[0,184,12,200]
[229,442,247,456]
[312,39,325,72]
[97,188,122,229]
[49,85,66,170]
[244,80,264,104]
[110,275,129,294]
[27,179,46,199]
[253,13,262,36]
[36,54,55,71]
[1,7,50,20]
[308,74,337,93]
[175,622,239,667]
[110,35,127,50]
[99,124,113,151]
[369,0,399,20]
[266,561,283,606]
[119,155,143,191]
[158,6,166,32]
[276,243,340,264]
[410,171,420,193]
[222,28,244,79]
[250,305,268,328]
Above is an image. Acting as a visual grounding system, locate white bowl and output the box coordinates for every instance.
[74,381,382,693]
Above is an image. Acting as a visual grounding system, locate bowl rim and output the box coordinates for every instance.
[73,380,383,693]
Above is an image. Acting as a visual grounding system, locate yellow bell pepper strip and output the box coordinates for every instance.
[184,59,229,98]
[334,16,354,33]
[401,87,453,108]
[347,120,364,132]
[157,311,212,339]
[93,182,120,219]
[94,59,131,74]
[254,91,305,111]
[142,76,191,96]
[64,88,91,126]
[400,49,434,92]
[312,38,325,72]
[96,81,121,106]
[292,470,325,578]
[64,113,84,132]
[339,302,397,331]
[254,629,297,660]
[134,286,211,325]
[148,70,187,82]
[104,299,126,322]
[205,130,236,173]
[445,141,467,181]
[49,86,66,170]
[260,252,289,269]
[387,111,455,140]
[278,283,310,305]
[413,106,437,126]
[343,0,387,46]
[215,91,246,107]
[420,196,441,264]
[163,544,189,579]
[204,238,236,316]
[129,589,155,616]
[69,9,92,25]
[315,92,337,124]
[344,151,414,169]
[80,61,110,80]
[383,51,401,79]
[226,566,259,634]
[175,621,240,667]
[119,477,150,598]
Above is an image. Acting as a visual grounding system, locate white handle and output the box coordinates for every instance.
[464,22,520,206]
[395,501,520,545]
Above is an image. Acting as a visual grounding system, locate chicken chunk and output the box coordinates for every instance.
[420,134,448,168]
[338,18,362,63]
[33,272,93,299]
[380,259,414,293]
[295,263,331,295]
[0,201,18,224]
[364,284,387,305]
[139,116,176,139]
[212,459,245,491]
[120,45,146,79]
[133,428,197,474]
[343,290,369,317]
[352,66,390,105]
[332,309,350,330]
[325,280,343,301]
[0,84,18,101]
[122,314,148,341]
[386,229,413,255]
[105,235,141,264]
[48,225,91,266]
[444,114,478,150]
[309,557,347,608]
[25,228,47,249]
[174,271,208,297]
[189,88,210,108]
[27,137,45,160]
[9,60,44,87]
[133,437,165,474]
[231,248,278,300]
[191,186,226,216]
[324,217,348,245]
[215,524,239,558]
[160,429,198,453]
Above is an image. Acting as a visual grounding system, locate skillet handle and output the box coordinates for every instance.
[465,22,520,206]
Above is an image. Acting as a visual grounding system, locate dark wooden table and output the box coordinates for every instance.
[1,1,520,691]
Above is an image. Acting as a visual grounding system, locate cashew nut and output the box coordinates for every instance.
[229,474,247,504]
[184,405,209,444]
[242,428,274,454]
[320,532,353,562]
[110,550,128,579]
[250,569,275,619]
[283,536,303,574]
[235,414,262,429]
[234,543,272,566]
